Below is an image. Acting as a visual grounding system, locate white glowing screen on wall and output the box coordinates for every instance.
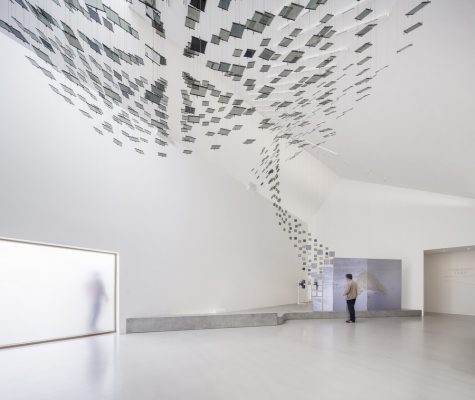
[0,239,116,348]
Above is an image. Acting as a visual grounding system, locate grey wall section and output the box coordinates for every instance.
[333,258,368,312]
[367,259,402,310]
[333,258,402,312]
[424,250,475,316]
[0,36,300,332]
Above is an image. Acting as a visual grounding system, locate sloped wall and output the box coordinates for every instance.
[0,35,300,331]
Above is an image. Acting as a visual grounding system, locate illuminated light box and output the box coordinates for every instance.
[0,238,117,348]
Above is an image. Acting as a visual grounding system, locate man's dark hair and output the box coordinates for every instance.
[346,273,353,280]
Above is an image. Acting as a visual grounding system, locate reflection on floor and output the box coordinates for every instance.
[0,315,474,400]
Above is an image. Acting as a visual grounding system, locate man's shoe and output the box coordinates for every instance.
[345,320,351,323]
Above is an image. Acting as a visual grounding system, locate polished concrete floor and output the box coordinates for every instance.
[0,315,474,400]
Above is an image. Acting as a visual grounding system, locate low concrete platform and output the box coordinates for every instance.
[126,304,422,333]
[126,313,278,333]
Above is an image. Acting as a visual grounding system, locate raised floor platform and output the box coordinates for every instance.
[126,304,422,334]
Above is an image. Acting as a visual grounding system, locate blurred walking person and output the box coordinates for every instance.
[88,273,108,332]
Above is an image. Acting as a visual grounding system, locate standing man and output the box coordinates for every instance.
[344,273,358,323]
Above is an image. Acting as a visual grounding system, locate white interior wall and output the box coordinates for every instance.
[311,180,475,311]
[424,250,475,316]
[279,149,339,223]
[0,35,300,332]
[2,0,474,328]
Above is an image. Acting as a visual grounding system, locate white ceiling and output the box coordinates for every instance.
[307,0,475,198]
[156,0,475,199]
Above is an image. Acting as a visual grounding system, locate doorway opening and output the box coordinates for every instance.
[424,246,475,316]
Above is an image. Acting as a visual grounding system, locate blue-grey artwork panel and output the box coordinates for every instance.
[367,259,402,310]
[333,258,368,312]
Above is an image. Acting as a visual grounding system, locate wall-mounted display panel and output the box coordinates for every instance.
[332,258,401,312]
[0,238,117,348]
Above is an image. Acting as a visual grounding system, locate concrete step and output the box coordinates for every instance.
[126,309,422,333]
